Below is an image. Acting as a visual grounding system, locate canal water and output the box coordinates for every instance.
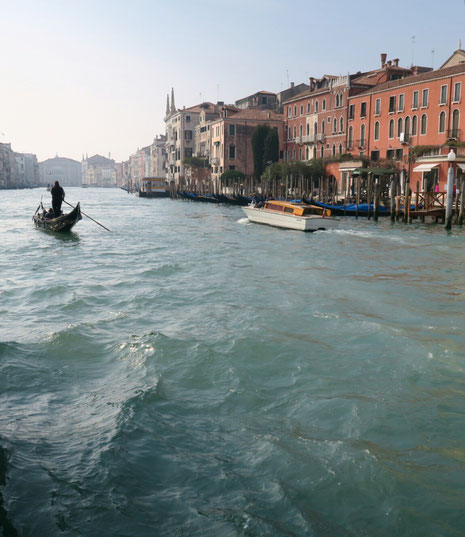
[1,187,465,537]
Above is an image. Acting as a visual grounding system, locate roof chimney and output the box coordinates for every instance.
[309,77,315,91]
[393,58,399,67]
[387,60,392,67]
[380,53,387,67]
[290,82,294,88]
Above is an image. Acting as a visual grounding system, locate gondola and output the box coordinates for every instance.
[33,203,82,232]
[302,197,390,217]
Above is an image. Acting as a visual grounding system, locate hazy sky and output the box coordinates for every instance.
[2,0,465,163]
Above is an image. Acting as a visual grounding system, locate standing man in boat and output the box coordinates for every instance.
[51,180,65,217]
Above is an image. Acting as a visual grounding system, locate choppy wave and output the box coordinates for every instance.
[1,188,465,536]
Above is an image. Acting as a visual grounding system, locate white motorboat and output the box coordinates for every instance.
[242,200,339,231]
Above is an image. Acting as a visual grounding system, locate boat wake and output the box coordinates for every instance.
[237,217,250,225]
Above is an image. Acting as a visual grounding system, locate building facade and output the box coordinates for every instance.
[150,135,167,178]
[39,156,81,187]
[0,143,17,188]
[82,154,116,187]
[209,108,285,186]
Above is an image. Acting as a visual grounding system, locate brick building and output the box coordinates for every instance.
[347,49,465,192]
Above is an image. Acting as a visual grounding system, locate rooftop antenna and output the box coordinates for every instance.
[431,49,435,68]
[286,69,289,87]
[216,84,220,102]
[199,92,202,102]
[411,35,416,65]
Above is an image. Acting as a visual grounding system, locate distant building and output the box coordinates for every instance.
[150,134,167,178]
[115,160,130,188]
[82,154,116,187]
[0,143,17,188]
[39,156,81,187]
[15,153,39,187]
[235,90,277,110]
[209,108,285,188]
[276,82,309,112]
[164,88,217,185]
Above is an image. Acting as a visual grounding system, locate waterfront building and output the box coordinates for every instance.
[347,48,465,192]
[209,108,285,189]
[81,154,116,187]
[115,160,130,188]
[235,90,277,110]
[150,135,167,178]
[39,156,81,187]
[276,82,309,113]
[0,143,18,188]
[164,88,216,185]
[15,153,39,187]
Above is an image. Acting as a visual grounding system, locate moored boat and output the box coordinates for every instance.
[33,203,82,232]
[242,200,339,231]
[303,197,390,217]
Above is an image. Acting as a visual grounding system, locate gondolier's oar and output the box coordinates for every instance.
[63,200,111,232]
[33,196,43,219]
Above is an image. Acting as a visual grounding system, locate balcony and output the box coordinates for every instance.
[356,139,366,149]
[301,133,325,144]
[447,128,461,140]
[399,132,410,144]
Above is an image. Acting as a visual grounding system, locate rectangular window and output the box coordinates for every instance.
[386,149,395,159]
[421,88,429,107]
[360,102,367,118]
[229,165,236,170]
[398,94,404,112]
[229,145,235,159]
[412,91,419,109]
[389,96,396,113]
[307,102,311,114]
[229,124,235,136]
[454,82,461,102]
[370,150,379,162]
[374,98,381,115]
[300,105,304,116]
[440,85,448,105]
[395,149,403,160]
[186,115,191,122]
[184,147,193,158]
[185,130,193,140]
[348,104,354,120]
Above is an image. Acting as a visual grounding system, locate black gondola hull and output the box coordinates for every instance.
[33,203,82,232]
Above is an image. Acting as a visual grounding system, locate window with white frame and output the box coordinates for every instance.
[307,102,311,114]
[322,99,326,111]
[300,105,304,116]
[389,96,396,113]
[374,121,380,140]
[412,115,417,135]
[412,91,419,109]
[348,126,353,147]
[420,114,427,135]
[294,105,297,116]
[315,101,319,112]
[388,119,394,138]
[439,111,446,133]
[405,116,410,136]
[454,82,461,102]
[375,98,381,115]
[398,94,404,112]
[397,118,403,138]
[360,124,366,146]
[440,85,448,105]
[339,116,344,132]
[421,89,429,107]
[333,118,337,134]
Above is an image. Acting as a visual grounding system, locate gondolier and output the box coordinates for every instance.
[51,181,65,216]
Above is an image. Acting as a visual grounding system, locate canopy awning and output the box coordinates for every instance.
[413,163,439,172]
[351,167,396,176]
[457,163,465,172]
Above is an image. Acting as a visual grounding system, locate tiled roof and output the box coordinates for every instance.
[225,109,283,121]
[354,63,465,96]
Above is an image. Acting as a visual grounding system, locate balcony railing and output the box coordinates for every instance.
[447,128,461,139]
[300,133,325,144]
[356,139,366,149]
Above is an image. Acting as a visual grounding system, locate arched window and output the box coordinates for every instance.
[333,118,337,134]
[340,116,344,133]
[452,109,460,137]
[299,148,302,160]
[300,124,303,137]
[320,146,324,158]
[306,123,310,135]
[321,120,325,134]
[322,99,326,110]
[404,116,410,136]
[397,118,403,138]
[314,122,318,135]
[313,147,317,159]
[360,124,366,146]
[389,119,395,138]
[294,105,297,117]
[306,147,309,159]
[292,148,296,159]
[348,126,353,147]
[412,115,417,136]
[315,101,319,112]
[420,114,427,135]
[332,144,336,156]
[338,143,343,154]
[374,121,380,141]
[439,111,446,133]
[293,126,296,139]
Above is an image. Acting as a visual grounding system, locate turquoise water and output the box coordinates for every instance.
[1,187,465,537]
